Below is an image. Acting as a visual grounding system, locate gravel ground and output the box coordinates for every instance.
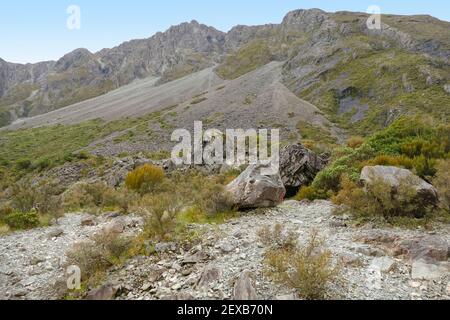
[0,201,448,300]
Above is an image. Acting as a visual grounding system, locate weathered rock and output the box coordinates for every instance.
[154,242,178,253]
[233,271,257,300]
[103,218,126,234]
[85,284,118,300]
[181,251,209,265]
[360,166,438,217]
[392,236,449,263]
[226,164,286,209]
[411,260,450,280]
[279,144,326,194]
[80,216,96,227]
[47,228,64,239]
[197,265,222,288]
[444,84,450,94]
[370,257,396,273]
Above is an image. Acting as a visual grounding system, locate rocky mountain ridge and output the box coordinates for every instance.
[1,8,449,129]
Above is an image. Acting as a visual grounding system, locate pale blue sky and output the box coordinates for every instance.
[1,0,449,64]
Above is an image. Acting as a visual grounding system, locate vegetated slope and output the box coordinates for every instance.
[0,61,343,167]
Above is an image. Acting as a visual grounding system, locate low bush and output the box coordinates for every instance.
[332,174,429,219]
[347,136,365,149]
[125,164,165,194]
[65,230,131,284]
[2,210,40,230]
[63,182,134,214]
[137,193,183,241]
[263,230,340,300]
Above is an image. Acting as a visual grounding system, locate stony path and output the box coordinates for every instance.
[0,201,449,300]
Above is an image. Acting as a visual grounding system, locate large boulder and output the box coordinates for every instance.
[279,144,326,195]
[360,166,438,216]
[225,164,286,209]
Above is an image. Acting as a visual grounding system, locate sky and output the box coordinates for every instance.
[1,0,449,64]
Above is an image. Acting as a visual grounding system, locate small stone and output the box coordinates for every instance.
[85,284,118,300]
[81,216,96,226]
[220,243,235,254]
[29,256,45,266]
[409,281,421,288]
[141,283,152,291]
[275,293,296,300]
[370,257,396,273]
[172,283,182,291]
[181,268,193,277]
[47,228,64,239]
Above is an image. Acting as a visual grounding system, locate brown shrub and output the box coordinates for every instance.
[65,230,131,283]
[264,230,340,300]
[347,136,365,149]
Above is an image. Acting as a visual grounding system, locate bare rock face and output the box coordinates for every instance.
[225,164,286,209]
[360,166,439,217]
[279,144,326,195]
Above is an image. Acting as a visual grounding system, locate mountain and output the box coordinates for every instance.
[1,8,449,136]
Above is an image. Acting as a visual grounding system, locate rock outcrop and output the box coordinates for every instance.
[225,164,286,209]
[279,144,326,195]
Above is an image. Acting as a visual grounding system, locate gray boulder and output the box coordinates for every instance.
[225,164,286,209]
[360,166,438,216]
[279,144,326,194]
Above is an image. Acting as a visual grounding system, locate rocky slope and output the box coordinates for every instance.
[1,9,449,132]
[1,201,449,300]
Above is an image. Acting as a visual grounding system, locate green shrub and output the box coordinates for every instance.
[2,211,40,230]
[332,174,430,219]
[138,193,182,241]
[16,159,32,170]
[62,182,133,213]
[125,164,165,194]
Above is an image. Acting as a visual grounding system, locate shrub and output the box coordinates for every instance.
[63,182,133,213]
[433,159,450,211]
[264,230,339,300]
[125,164,165,194]
[347,136,365,149]
[16,159,32,170]
[65,230,131,283]
[257,224,298,250]
[332,174,428,219]
[138,193,182,241]
[295,186,329,201]
[2,210,40,230]
[360,154,414,170]
[10,179,63,216]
